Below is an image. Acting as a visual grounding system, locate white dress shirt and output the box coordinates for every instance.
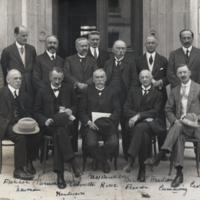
[90,47,99,58]
[51,84,61,97]
[8,84,19,98]
[96,86,104,96]
[46,50,56,60]
[16,41,25,67]
[182,46,192,57]
[114,56,124,66]
[141,85,151,95]
[146,52,156,72]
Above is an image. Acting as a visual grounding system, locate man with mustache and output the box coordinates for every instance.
[33,35,64,91]
[145,64,200,187]
[104,40,139,155]
[64,37,98,152]
[79,69,121,173]
[168,29,200,88]
[1,26,37,104]
[87,31,110,68]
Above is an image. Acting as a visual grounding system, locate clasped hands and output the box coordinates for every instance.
[129,115,153,128]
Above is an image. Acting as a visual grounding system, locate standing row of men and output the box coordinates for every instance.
[1,26,200,189]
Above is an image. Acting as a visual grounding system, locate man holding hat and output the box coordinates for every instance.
[0,69,40,180]
[145,64,200,187]
[122,70,165,182]
[79,69,121,173]
[34,67,81,189]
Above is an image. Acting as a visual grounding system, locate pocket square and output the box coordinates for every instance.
[160,68,164,70]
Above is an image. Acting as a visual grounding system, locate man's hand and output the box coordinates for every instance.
[77,83,87,90]
[174,119,180,124]
[45,118,53,126]
[87,121,99,130]
[129,115,139,128]
[152,79,162,89]
[65,108,72,116]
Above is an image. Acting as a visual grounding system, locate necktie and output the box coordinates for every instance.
[186,50,189,58]
[53,87,61,92]
[20,47,24,55]
[51,55,56,63]
[180,85,187,118]
[14,90,17,98]
[94,48,98,59]
[116,60,121,67]
[149,55,153,65]
[143,89,149,96]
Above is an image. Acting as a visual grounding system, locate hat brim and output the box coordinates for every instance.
[180,120,200,128]
[12,124,40,134]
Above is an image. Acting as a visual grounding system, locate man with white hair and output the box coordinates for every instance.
[123,70,165,182]
[33,35,64,91]
[0,69,40,180]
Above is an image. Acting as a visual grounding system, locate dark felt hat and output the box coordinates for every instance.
[53,113,72,126]
[94,117,117,136]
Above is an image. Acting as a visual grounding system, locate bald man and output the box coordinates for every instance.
[0,69,40,180]
[122,70,165,182]
[1,26,37,103]
[33,35,64,91]
[104,40,139,154]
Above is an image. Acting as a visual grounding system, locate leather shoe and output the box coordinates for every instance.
[57,173,66,189]
[162,154,168,161]
[144,157,160,167]
[13,168,34,180]
[137,170,145,182]
[92,159,99,171]
[123,157,134,173]
[102,160,110,173]
[70,159,82,177]
[171,175,183,187]
[27,160,36,175]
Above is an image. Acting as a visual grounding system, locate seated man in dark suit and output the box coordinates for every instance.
[123,70,165,182]
[33,35,64,91]
[34,67,81,189]
[79,69,121,173]
[145,64,200,187]
[88,31,110,68]
[0,69,40,180]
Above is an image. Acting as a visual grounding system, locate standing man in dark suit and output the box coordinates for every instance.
[167,29,200,88]
[104,40,139,154]
[145,64,200,187]
[79,69,121,173]
[64,37,98,151]
[135,35,168,153]
[34,67,81,189]
[1,26,37,103]
[88,31,110,68]
[123,70,165,182]
[33,35,64,91]
[0,63,4,89]
[0,69,40,180]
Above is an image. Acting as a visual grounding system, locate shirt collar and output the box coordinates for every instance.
[182,45,192,53]
[146,51,156,58]
[8,84,19,95]
[78,53,86,59]
[51,84,61,90]
[142,85,151,91]
[15,41,25,49]
[114,56,124,62]
[96,86,104,91]
[181,79,191,87]
[90,46,99,52]
[46,50,56,59]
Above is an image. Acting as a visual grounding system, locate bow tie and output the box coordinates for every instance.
[142,88,150,95]
[53,87,61,92]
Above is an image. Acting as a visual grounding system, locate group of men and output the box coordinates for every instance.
[1,25,200,189]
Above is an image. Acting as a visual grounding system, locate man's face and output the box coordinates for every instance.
[76,40,89,56]
[15,27,28,45]
[176,66,191,84]
[145,37,158,53]
[180,31,194,48]
[89,34,100,48]
[139,71,152,88]
[7,71,22,89]
[112,41,126,59]
[46,36,58,54]
[93,71,106,89]
[49,71,63,88]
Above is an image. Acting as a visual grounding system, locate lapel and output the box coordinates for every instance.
[60,83,68,105]
[188,47,198,66]
[44,52,56,68]
[12,43,24,65]
[83,56,90,73]
[141,54,149,70]
[120,57,127,71]
[187,81,196,112]
[74,54,83,72]
[2,86,12,111]
[152,53,160,75]
[135,87,142,110]
[25,44,30,67]
[146,86,155,103]
[46,85,55,115]
[177,48,186,64]
[174,85,181,117]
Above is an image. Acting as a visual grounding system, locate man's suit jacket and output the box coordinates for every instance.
[79,86,121,126]
[88,48,110,69]
[34,83,78,127]
[63,54,98,87]
[0,63,4,89]
[0,86,32,139]
[104,56,139,94]
[165,80,200,124]
[167,47,200,88]
[1,43,37,97]
[124,86,166,137]
[33,52,65,91]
